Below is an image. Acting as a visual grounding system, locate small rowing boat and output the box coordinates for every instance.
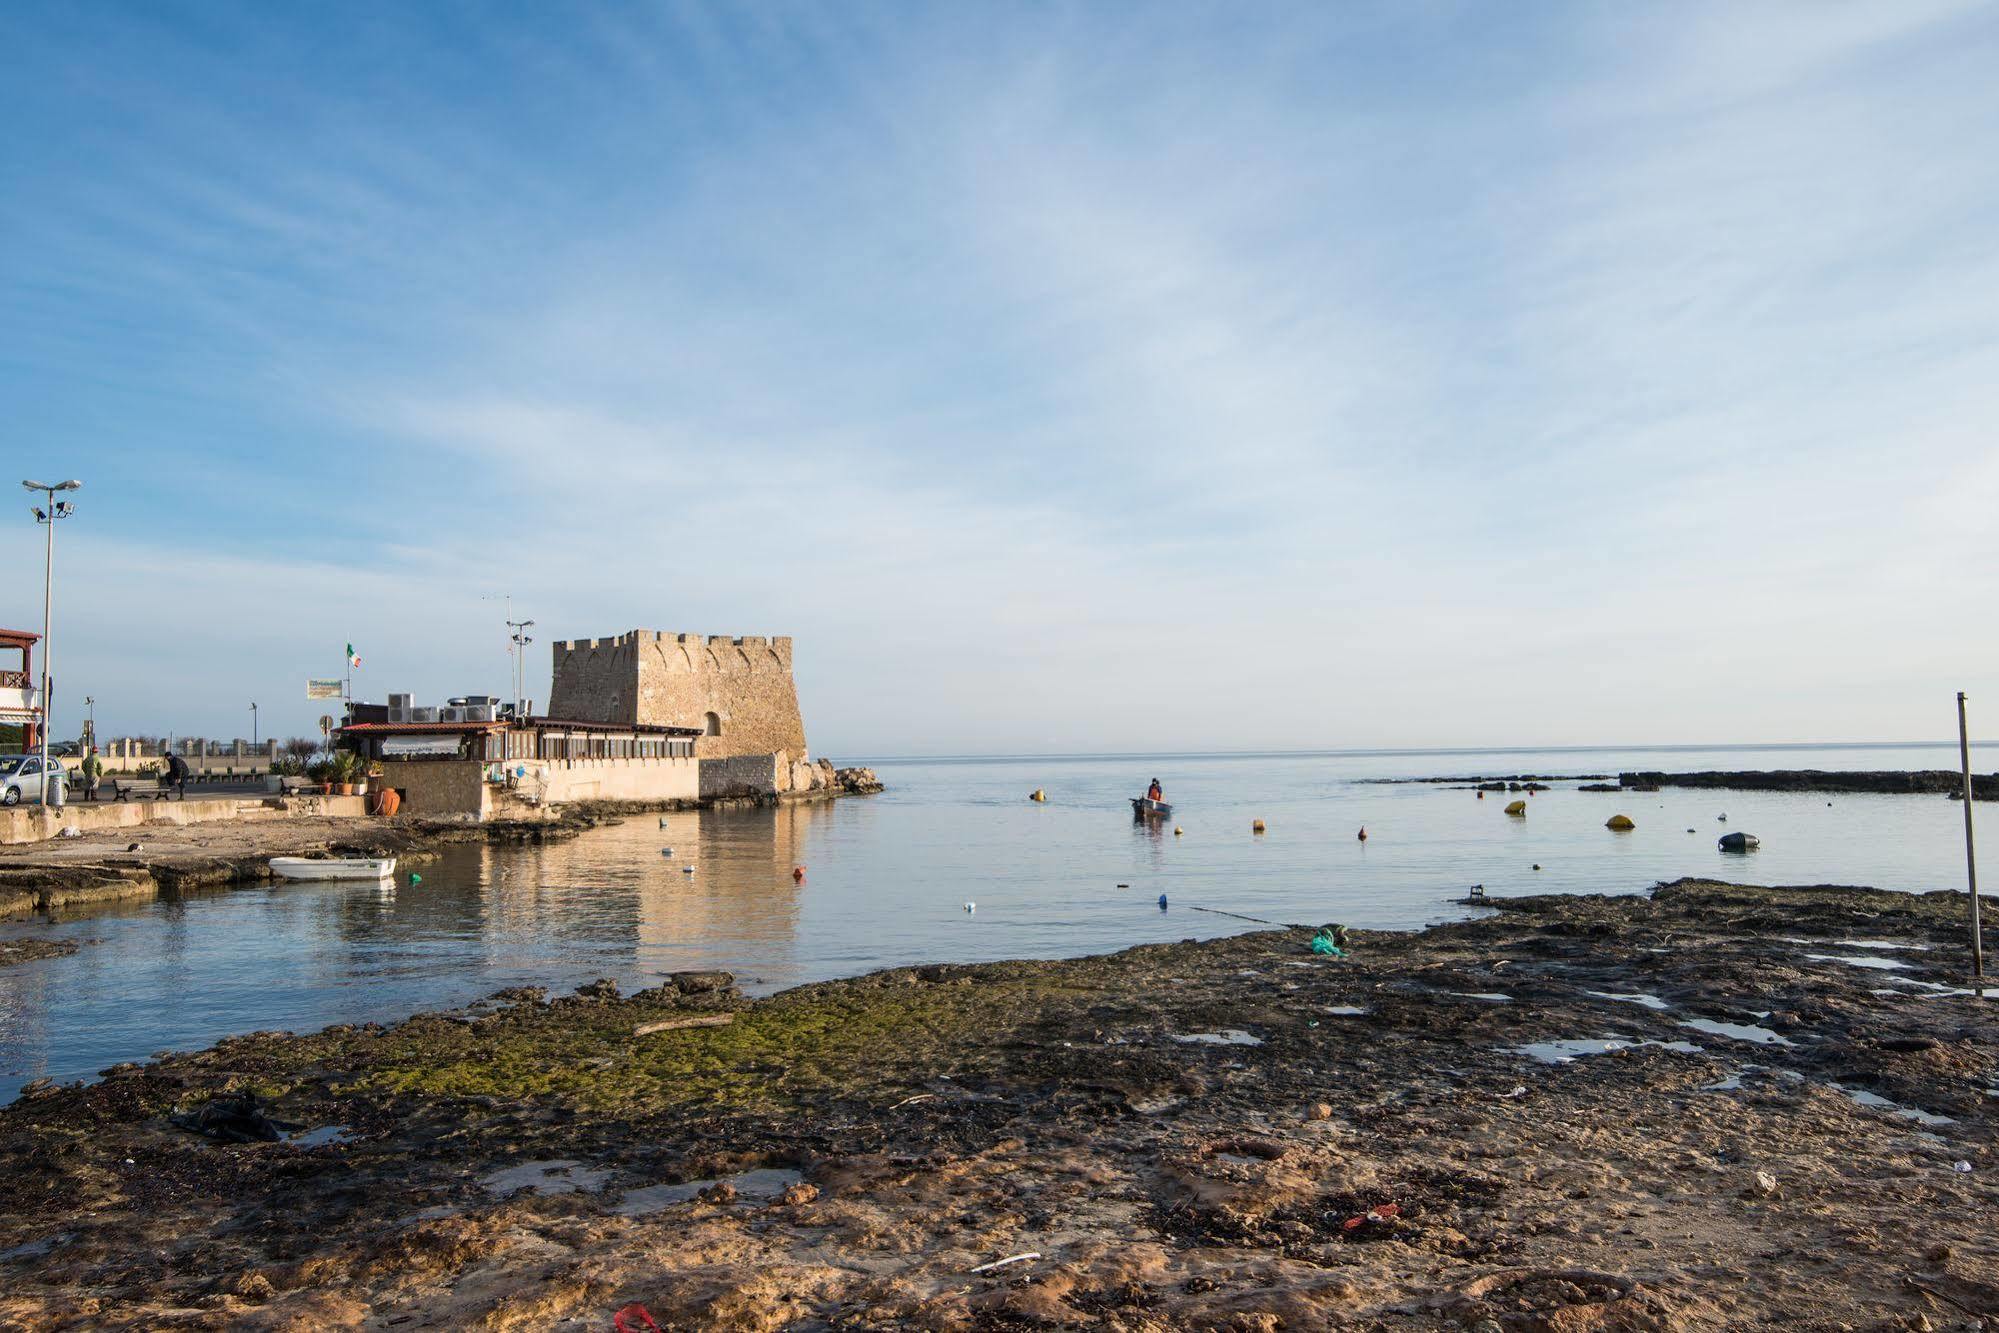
[269,856,397,881]
[1130,797,1172,821]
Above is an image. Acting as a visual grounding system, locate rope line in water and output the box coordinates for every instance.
[1187,905,1314,929]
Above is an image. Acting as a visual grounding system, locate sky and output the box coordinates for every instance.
[3,2,1998,756]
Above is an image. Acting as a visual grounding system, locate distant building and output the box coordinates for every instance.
[547,632,806,760]
[338,700,701,819]
[0,628,41,748]
[337,628,836,819]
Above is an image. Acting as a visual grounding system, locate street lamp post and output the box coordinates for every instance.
[506,616,535,717]
[250,701,259,748]
[82,695,95,749]
[23,480,81,806]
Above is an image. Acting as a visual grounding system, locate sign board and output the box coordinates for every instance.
[381,735,462,757]
[306,679,344,700]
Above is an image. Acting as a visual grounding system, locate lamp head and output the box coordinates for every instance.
[22,480,49,491]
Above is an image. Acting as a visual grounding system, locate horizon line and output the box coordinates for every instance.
[848,739,1996,764]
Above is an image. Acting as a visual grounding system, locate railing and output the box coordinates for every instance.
[0,671,29,690]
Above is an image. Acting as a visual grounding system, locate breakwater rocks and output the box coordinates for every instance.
[1618,769,1999,800]
[2,879,1992,1327]
[1363,773,1611,785]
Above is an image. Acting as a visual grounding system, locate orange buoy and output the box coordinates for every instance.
[1357,826,1367,842]
[370,787,401,817]
[792,866,806,882]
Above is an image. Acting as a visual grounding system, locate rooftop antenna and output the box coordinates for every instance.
[506,609,535,719]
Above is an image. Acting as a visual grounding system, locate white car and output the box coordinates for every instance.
[0,755,68,805]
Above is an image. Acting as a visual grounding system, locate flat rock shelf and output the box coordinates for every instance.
[0,877,1994,1327]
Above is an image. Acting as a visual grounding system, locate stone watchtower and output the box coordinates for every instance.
[546,631,807,760]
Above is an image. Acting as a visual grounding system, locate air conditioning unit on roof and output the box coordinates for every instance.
[411,706,438,723]
[387,692,414,723]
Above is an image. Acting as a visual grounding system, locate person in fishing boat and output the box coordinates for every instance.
[1146,778,1163,803]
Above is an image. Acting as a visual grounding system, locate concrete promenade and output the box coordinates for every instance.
[0,792,367,847]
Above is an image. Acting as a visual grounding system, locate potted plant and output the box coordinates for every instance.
[306,755,336,793]
[265,755,302,793]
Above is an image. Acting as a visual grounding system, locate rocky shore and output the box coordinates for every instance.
[0,879,1992,1329]
[1618,770,1998,800]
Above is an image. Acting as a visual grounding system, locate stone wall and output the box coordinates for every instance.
[547,631,807,760]
[0,793,369,846]
[698,752,781,800]
[378,760,492,821]
[539,755,699,806]
[378,755,702,820]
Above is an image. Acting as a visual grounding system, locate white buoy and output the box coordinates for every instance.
[660,847,674,857]
[659,817,670,827]
[964,901,975,913]
[682,865,696,874]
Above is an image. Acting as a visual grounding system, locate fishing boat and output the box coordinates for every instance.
[1130,797,1172,821]
[269,856,397,881]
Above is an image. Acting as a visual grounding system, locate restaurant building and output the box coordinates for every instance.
[0,629,42,749]
[338,700,701,819]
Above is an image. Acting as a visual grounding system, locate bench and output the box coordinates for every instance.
[113,778,175,801]
[277,776,315,795]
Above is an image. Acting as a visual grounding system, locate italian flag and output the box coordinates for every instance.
[347,642,362,669]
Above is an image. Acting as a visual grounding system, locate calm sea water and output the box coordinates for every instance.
[2,743,1991,1100]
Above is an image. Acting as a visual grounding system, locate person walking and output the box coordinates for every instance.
[80,747,102,801]
[164,749,190,800]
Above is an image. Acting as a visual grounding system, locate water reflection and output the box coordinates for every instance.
[1,742,1991,1101]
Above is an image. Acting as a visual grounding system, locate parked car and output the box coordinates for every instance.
[0,755,68,805]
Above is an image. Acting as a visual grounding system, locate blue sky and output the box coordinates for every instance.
[4,1,1998,755]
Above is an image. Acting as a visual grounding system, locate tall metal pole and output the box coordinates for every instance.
[23,481,79,802]
[38,501,53,806]
[1959,692,1984,979]
[250,701,258,747]
[505,616,534,717]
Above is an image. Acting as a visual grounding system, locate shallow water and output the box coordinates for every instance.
[1678,1018,1794,1046]
[1513,1037,1705,1064]
[1,741,1991,1101]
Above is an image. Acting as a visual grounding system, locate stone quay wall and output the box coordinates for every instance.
[546,631,807,761]
[0,793,368,846]
[379,755,702,821]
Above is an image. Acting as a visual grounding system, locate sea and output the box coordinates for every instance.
[1,742,1991,1101]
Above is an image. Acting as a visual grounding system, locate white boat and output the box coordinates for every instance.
[269,856,397,882]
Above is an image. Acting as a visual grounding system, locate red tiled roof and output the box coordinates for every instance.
[0,628,40,644]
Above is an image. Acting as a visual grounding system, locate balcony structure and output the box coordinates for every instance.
[0,628,40,747]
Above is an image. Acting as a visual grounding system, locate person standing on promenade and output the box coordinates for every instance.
[79,747,101,801]
[165,749,189,800]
